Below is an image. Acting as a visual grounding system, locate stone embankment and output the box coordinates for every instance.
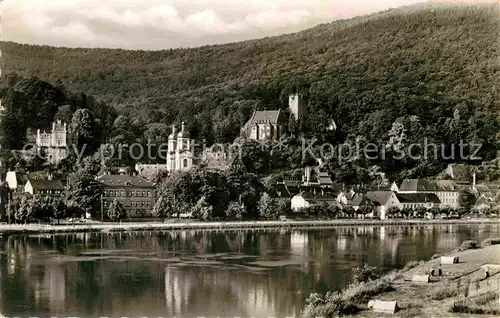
[0,218,498,235]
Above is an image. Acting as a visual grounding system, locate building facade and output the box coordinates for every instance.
[97,174,157,217]
[36,120,76,165]
[243,93,307,141]
[24,179,65,197]
[398,179,460,209]
[166,122,194,173]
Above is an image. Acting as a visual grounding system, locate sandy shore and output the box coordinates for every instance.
[0,218,498,235]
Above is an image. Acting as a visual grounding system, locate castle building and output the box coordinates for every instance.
[36,120,76,165]
[166,122,194,172]
[243,93,307,141]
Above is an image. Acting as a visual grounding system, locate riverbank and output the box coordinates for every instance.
[302,238,500,318]
[0,218,499,235]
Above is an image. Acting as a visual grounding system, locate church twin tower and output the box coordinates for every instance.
[166,122,193,172]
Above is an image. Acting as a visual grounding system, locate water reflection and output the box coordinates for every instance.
[0,224,498,317]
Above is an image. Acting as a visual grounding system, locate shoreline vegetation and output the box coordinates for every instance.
[302,237,500,318]
[0,218,498,235]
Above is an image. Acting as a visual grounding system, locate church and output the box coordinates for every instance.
[242,93,307,141]
[166,122,194,172]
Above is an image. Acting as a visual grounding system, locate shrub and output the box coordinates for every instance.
[480,237,500,248]
[302,272,395,318]
[352,263,383,283]
[458,240,478,251]
[428,285,458,300]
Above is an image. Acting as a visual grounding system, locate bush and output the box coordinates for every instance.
[480,237,500,247]
[458,240,478,251]
[352,263,383,283]
[429,286,458,300]
[302,272,395,318]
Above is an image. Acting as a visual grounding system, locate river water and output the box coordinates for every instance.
[0,224,499,317]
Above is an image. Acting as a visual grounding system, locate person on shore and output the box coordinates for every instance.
[430,268,435,276]
[438,266,442,276]
[484,266,489,279]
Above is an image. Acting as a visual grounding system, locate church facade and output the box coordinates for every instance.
[243,93,308,141]
[166,122,194,172]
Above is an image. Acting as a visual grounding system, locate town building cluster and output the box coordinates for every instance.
[0,96,498,221]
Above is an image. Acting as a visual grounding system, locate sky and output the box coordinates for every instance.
[0,0,489,50]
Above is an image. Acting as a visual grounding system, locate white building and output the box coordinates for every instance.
[398,179,460,209]
[166,122,194,172]
[36,120,76,165]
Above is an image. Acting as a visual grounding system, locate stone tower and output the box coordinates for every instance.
[176,122,193,171]
[166,125,177,172]
[288,93,307,121]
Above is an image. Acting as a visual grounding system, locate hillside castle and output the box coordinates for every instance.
[36,120,77,165]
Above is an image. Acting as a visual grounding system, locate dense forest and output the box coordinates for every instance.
[0,3,499,184]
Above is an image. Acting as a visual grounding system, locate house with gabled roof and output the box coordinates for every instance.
[24,178,65,197]
[291,188,336,212]
[395,193,440,209]
[398,179,460,209]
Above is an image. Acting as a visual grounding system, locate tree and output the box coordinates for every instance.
[107,199,126,222]
[226,201,245,220]
[357,205,373,218]
[151,195,173,218]
[257,193,278,219]
[65,171,103,217]
[458,190,476,211]
[191,196,212,220]
[386,206,401,219]
[51,197,67,224]
[15,195,35,224]
[71,108,95,148]
[343,206,355,218]
[429,206,441,218]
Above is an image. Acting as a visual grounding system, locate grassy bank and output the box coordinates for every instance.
[0,218,499,235]
[302,238,500,317]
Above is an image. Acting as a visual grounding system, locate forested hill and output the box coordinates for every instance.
[0,3,499,148]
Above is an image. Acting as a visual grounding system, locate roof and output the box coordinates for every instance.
[250,110,281,124]
[399,179,459,192]
[97,174,156,188]
[352,194,377,207]
[318,171,333,185]
[365,191,394,205]
[27,179,65,190]
[396,193,441,204]
[297,192,336,203]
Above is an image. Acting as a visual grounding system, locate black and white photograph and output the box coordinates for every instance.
[0,0,499,317]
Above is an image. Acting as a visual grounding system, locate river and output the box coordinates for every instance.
[0,224,499,317]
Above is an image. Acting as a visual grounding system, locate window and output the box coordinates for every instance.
[183,159,188,168]
[120,190,125,196]
[131,201,135,207]
[147,191,151,197]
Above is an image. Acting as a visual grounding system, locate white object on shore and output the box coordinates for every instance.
[412,275,430,283]
[368,300,398,314]
[441,256,459,264]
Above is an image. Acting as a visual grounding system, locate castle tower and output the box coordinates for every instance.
[288,93,307,121]
[176,122,192,171]
[167,125,177,172]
